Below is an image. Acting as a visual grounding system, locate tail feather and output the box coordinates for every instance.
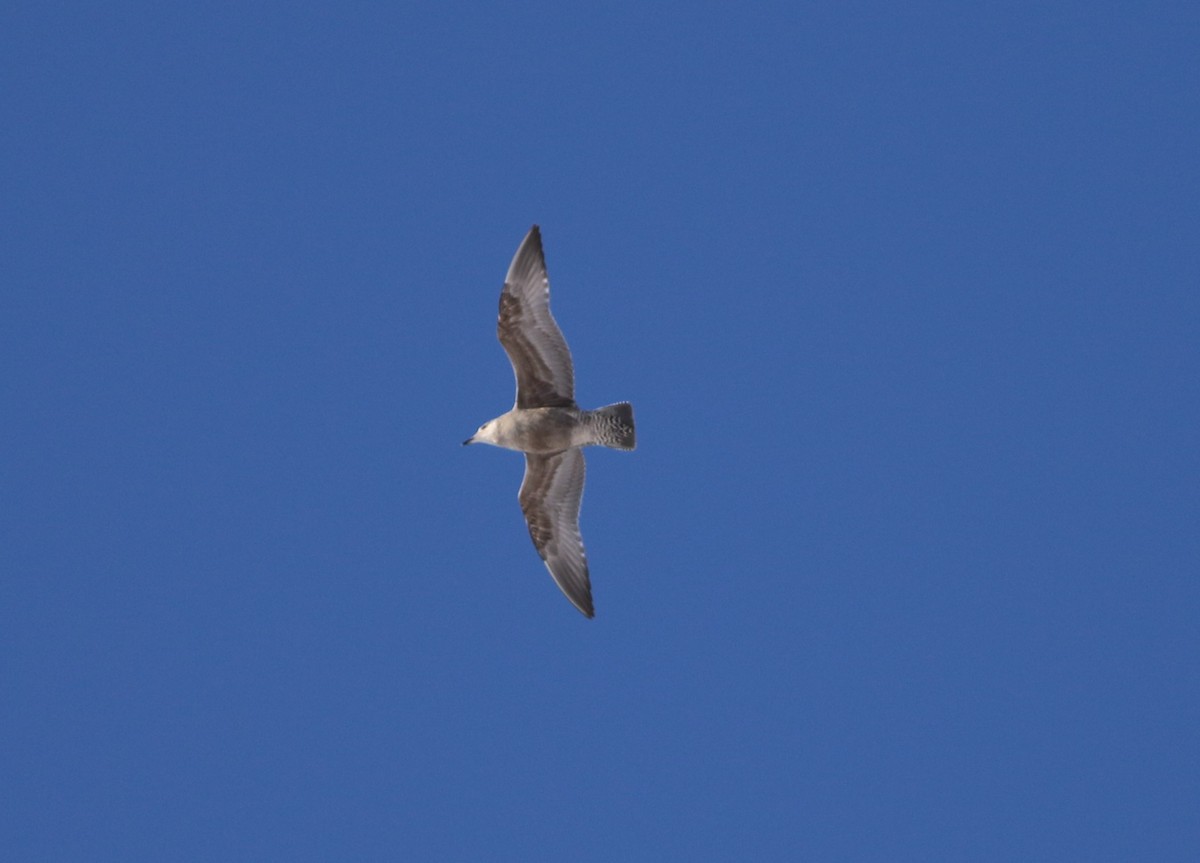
[593,402,636,450]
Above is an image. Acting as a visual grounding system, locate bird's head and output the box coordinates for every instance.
[463,419,500,447]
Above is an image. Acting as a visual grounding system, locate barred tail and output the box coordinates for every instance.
[594,402,636,450]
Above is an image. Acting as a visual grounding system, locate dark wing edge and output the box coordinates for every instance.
[497,225,576,409]
[518,450,593,618]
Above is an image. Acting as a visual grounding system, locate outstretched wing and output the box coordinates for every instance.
[498,225,576,409]
[518,449,592,617]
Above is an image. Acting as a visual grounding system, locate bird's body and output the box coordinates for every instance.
[463,225,635,618]
[470,404,635,453]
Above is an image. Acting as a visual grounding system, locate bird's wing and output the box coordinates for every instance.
[518,449,593,617]
[498,225,576,409]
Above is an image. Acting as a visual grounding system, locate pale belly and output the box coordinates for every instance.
[506,407,586,453]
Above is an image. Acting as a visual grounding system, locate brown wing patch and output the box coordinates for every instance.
[498,291,575,408]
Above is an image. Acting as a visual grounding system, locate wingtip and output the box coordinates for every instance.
[564,585,595,619]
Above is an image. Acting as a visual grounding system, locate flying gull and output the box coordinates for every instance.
[463,225,636,618]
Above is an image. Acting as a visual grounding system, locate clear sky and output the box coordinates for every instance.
[4,2,1198,860]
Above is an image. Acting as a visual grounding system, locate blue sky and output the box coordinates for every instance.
[3,2,1198,860]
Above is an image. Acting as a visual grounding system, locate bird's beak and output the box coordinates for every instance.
[462,436,474,446]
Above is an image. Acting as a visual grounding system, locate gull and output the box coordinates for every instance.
[463,225,636,618]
